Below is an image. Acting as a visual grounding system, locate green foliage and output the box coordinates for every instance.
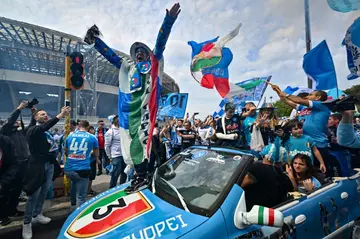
[273,100,292,117]
[344,84,360,96]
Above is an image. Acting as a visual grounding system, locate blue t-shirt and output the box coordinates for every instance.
[285,135,315,164]
[65,131,99,171]
[299,101,330,148]
[242,113,258,146]
[296,105,306,122]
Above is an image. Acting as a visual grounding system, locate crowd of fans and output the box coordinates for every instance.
[0,86,360,238]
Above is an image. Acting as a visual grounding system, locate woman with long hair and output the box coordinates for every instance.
[286,154,322,193]
[250,103,279,152]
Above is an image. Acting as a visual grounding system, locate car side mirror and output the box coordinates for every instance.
[235,205,284,229]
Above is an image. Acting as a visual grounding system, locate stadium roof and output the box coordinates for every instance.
[0,16,179,94]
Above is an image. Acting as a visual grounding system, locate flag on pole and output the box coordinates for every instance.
[188,24,242,98]
[343,17,360,80]
[212,98,228,118]
[228,76,271,100]
[283,86,313,96]
[303,40,337,90]
[327,0,360,12]
[212,76,270,117]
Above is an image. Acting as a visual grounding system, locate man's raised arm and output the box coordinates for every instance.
[153,3,181,61]
[267,82,310,107]
[84,25,122,69]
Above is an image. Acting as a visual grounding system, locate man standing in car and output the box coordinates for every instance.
[269,84,341,177]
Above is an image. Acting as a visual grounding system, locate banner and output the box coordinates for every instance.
[327,0,360,12]
[230,76,271,102]
[158,93,188,119]
[213,76,271,117]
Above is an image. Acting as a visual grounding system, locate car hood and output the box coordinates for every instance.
[58,184,208,239]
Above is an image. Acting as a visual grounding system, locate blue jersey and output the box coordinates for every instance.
[65,131,98,172]
[299,101,330,148]
[285,135,316,164]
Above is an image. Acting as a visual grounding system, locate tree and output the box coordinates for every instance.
[344,84,360,96]
[273,100,292,117]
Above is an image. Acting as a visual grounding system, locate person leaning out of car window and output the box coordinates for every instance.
[241,139,293,212]
[177,121,196,150]
[285,154,323,194]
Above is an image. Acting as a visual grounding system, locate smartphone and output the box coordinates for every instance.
[275,125,282,131]
[65,100,70,107]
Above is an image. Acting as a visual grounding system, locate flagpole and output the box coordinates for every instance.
[305,0,313,89]
[256,76,272,108]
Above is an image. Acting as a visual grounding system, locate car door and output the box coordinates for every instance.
[279,181,350,239]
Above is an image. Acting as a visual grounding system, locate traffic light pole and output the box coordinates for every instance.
[63,45,71,196]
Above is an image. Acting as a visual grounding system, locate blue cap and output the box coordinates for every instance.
[260,143,288,163]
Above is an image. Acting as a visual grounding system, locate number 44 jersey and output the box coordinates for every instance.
[65,131,99,172]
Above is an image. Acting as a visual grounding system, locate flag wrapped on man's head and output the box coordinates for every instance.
[188,24,242,98]
[343,17,360,80]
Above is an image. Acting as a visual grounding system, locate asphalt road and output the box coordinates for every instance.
[1,215,68,239]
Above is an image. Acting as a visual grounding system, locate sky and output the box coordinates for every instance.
[0,0,359,119]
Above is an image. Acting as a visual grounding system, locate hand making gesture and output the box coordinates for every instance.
[167,3,181,18]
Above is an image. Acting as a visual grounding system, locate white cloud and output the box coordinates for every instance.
[1,0,360,119]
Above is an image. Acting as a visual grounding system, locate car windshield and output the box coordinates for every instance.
[154,147,249,216]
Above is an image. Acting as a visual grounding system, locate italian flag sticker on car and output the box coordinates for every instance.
[256,206,282,227]
[66,190,154,238]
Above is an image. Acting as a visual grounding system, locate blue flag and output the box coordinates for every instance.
[327,0,360,12]
[303,40,337,90]
[343,17,360,80]
[158,93,188,119]
[284,86,313,95]
[327,88,347,100]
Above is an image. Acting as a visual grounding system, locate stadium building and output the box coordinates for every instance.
[0,17,179,123]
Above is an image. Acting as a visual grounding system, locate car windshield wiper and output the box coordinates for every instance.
[158,176,190,213]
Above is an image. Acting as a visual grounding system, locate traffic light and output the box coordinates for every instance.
[69,52,84,90]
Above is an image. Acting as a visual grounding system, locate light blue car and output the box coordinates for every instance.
[59,146,360,239]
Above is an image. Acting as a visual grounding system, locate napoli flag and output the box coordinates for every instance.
[343,17,360,80]
[303,40,337,90]
[188,23,242,98]
[327,0,360,12]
